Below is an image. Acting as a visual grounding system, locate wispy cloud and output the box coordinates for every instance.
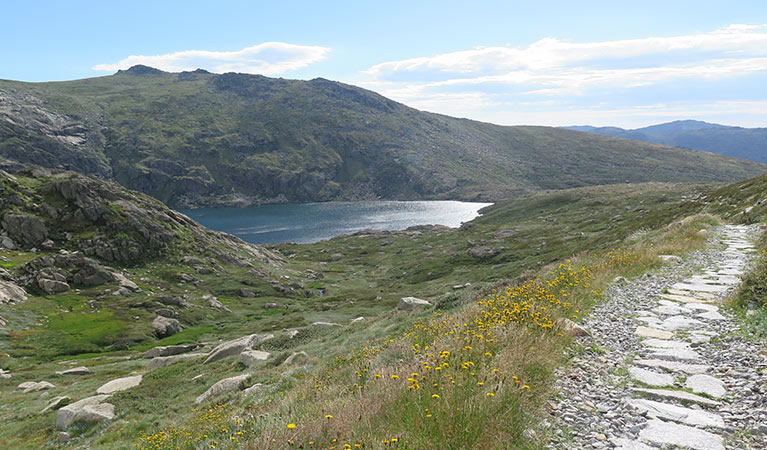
[93,42,330,75]
[356,24,767,127]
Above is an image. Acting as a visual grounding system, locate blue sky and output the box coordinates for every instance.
[3,0,767,128]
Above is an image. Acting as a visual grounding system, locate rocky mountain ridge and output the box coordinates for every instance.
[1,68,764,207]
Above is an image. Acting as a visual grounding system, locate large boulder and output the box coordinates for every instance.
[56,395,115,430]
[147,353,207,370]
[195,374,250,403]
[152,316,182,338]
[397,297,432,311]
[38,277,70,294]
[96,375,142,394]
[203,334,272,364]
[18,381,55,393]
[1,213,48,247]
[239,350,270,367]
[41,396,72,413]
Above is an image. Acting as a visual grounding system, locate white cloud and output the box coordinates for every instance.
[93,42,330,75]
[353,24,767,127]
[366,24,767,79]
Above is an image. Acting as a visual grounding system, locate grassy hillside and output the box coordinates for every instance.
[1,67,764,207]
[5,167,758,448]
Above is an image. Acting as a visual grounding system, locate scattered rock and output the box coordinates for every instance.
[204,294,231,312]
[144,344,198,359]
[467,246,505,259]
[556,318,590,337]
[204,334,272,364]
[154,307,178,319]
[152,316,182,338]
[56,395,115,430]
[350,316,365,324]
[147,353,207,370]
[658,254,682,264]
[18,381,55,393]
[42,396,72,413]
[96,375,143,394]
[397,296,432,311]
[239,350,270,367]
[0,368,11,379]
[195,374,250,403]
[0,279,28,304]
[55,366,90,376]
[282,351,309,366]
[263,302,281,309]
[238,288,257,298]
[38,277,70,294]
[58,432,71,444]
[310,321,341,328]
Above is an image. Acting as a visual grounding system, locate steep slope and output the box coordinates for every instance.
[0,67,764,207]
[567,120,767,163]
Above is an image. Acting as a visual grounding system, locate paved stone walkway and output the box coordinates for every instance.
[615,225,756,450]
[546,225,766,449]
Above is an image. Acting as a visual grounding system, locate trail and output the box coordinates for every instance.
[547,225,766,449]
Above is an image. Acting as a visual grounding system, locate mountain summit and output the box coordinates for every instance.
[1,68,764,207]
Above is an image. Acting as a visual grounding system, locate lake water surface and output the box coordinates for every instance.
[180,200,492,244]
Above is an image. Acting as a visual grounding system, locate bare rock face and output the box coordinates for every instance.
[152,316,182,338]
[1,213,48,247]
[397,296,432,311]
[56,395,114,430]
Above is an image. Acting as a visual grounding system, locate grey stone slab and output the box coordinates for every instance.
[685,303,719,313]
[632,388,721,406]
[685,374,726,399]
[640,338,690,349]
[660,315,705,331]
[639,419,724,450]
[635,326,673,339]
[635,359,711,374]
[629,367,675,387]
[652,304,692,315]
[697,310,727,321]
[628,398,725,428]
[665,290,716,300]
[647,347,703,362]
[637,316,663,326]
[670,282,729,293]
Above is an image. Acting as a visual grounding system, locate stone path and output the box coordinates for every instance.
[547,225,767,449]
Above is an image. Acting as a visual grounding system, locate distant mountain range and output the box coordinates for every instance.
[566,120,767,163]
[1,67,764,208]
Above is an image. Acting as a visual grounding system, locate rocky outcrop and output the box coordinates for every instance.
[195,374,251,403]
[1,213,48,248]
[397,296,432,311]
[56,395,114,430]
[203,334,272,364]
[19,252,122,294]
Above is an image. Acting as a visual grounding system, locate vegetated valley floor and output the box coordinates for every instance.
[0,172,766,449]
